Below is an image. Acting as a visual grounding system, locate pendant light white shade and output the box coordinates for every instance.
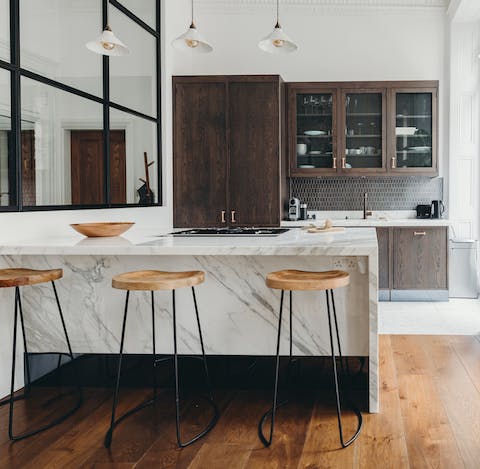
[258,23,297,54]
[259,0,298,54]
[86,26,130,56]
[172,23,213,53]
[173,0,213,53]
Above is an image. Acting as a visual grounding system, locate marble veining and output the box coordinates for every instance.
[0,228,378,412]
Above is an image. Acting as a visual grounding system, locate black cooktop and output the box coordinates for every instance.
[170,228,289,237]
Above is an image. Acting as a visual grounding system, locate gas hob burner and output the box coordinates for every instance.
[170,227,290,237]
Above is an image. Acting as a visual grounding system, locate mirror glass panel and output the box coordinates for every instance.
[0,68,11,206]
[116,0,156,29]
[109,5,156,117]
[296,93,334,169]
[21,76,105,206]
[110,107,157,205]
[20,0,103,97]
[0,0,9,61]
[395,92,433,168]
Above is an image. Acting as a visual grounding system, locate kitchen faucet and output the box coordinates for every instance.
[363,192,372,219]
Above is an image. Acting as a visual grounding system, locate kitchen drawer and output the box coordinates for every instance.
[392,227,448,290]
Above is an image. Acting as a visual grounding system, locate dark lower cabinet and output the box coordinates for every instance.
[393,227,448,290]
[173,75,287,228]
[375,226,448,301]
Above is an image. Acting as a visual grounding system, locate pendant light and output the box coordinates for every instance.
[172,0,213,53]
[258,0,298,54]
[86,2,129,56]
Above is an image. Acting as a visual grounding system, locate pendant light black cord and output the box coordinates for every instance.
[275,0,281,28]
[190,0,195,28]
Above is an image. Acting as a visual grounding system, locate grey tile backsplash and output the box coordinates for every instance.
[290,177,443,211]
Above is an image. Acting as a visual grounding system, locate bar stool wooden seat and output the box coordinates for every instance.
[259,269,362,448]
[105,270,218,449]
[0,268,82,441]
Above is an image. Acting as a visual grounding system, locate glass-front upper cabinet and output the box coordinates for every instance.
[288,86,337,175]
[390,89,437,173]
[341,90,386,173]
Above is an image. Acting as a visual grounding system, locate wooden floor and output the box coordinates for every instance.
[1,335,480,469]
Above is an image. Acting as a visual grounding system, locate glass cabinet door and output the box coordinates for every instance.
[293,91,336,172]
[393,91,435,171]
[342,91,385,172]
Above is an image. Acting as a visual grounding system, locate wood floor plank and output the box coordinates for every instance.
[356,336,410,469]
[19,388,154,469]
[448,335,480,392]
[296,402,357,469]
[244,392,316,469]
[0,387,111,469]
[421,336,480,469]
[391,336,465,469]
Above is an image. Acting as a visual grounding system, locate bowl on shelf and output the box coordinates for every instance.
[304,130,326,136]
[70,222,135,238]
[346,148,363,156]
[298,164,315,168]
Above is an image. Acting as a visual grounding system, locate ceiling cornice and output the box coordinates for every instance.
[199,0,449,14]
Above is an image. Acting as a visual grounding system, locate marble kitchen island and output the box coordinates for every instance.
[0,227,379,412]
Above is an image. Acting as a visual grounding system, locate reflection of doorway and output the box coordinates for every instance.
[70,130,126,205]
[21,130,36,206]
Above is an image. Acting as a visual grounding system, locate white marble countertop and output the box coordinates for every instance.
[282,218,451,228]
[0,227,378,256]
[282,210,450,228]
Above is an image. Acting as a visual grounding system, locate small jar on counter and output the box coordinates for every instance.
[299,204,308,220]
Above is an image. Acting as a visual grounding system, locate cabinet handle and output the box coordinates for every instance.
[332,157,337,169]
[414,231,427,236]
[341,157,346,169]
[231,210,236,223]
[391,156,397,169]
[221,210,226,223]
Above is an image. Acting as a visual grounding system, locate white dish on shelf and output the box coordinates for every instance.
[304,130,326,136]
[298,165,315,168]
[396,127,417,136]
[309,150,322,155]
[408,146,431,153]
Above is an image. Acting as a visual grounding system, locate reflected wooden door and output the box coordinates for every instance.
[71,130,126,205]
[21,130,36,206]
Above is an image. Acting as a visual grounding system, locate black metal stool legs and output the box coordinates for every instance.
[325,289,363,448]
[0,282,83,441]
[104,291,130,448]
[105,287,218,449]
[258,290,294,447]
[173,287,219,448]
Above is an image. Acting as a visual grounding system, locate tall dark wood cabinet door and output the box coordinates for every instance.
[228,78,281,226]
[376,227,390,290]
[173,79,227,228]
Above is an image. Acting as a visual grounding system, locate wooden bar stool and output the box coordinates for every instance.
[258,269,363,448]
[104,270,219,449]
[0,268,82,441]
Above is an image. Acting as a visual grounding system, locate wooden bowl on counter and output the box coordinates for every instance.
[70,222,135,238]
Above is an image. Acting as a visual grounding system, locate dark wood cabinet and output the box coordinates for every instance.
[173,75,286,228]
[287,81,439,177]
[373,226,448,301]
[393,227,448,290]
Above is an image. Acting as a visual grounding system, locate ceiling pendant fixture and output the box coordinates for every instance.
[258,0,298,54]
[172,0,213,53]
[86,2,129,56]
